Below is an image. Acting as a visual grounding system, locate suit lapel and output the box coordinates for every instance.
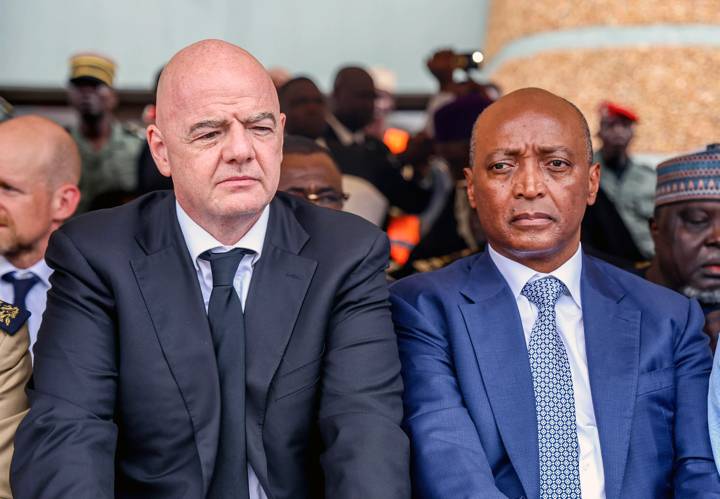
[581,256,640,499]
[243,196,317,482]
[459,252,540,499]
[130,194,220,491]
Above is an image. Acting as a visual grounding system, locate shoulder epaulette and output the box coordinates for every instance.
[0,299,30,336]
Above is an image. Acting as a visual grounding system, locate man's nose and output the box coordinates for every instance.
[221,124,255,164]
[706,219,720,246]
[512,161,546,199]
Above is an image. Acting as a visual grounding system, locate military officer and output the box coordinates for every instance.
[67,53,143,212]
[0,300,31,499]
[593,101,656,257]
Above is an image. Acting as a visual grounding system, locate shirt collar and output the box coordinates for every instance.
[175,201,269,269]
[487,243,583,309]
[326,113,365,146]
[0,256,53,287]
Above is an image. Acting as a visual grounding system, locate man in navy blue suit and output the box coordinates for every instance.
[391,88,720,498]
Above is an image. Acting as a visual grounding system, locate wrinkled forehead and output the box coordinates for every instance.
[475,107,586,155]
[159,62,279,127]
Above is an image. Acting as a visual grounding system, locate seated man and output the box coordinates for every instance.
[279,135,347,211]
[645,144,720,350]
[391,88,720,498]
[0,301,30,498]
[11,40,409,499]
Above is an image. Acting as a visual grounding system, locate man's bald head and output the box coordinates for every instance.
[155,39,278,131]
[0,115,82,267]
[0,115,81,187]
[470,88,593,167]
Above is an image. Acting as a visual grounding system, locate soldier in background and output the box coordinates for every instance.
[593,101,656,258]
[67,53,142,211]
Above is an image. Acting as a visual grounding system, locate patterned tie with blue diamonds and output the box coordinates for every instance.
[522,276,581,499]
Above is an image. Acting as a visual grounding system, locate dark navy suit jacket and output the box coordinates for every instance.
[12,191,410,499]
[391,250,720,499]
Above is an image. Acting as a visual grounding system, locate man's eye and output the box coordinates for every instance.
[253,126,273,134]
[548,159,569,168]
[198,131,219,140]
[490,162,510,171]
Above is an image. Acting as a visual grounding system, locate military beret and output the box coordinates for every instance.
[599,101,638,123]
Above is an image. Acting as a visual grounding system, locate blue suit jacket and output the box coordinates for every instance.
[391,251,720,499]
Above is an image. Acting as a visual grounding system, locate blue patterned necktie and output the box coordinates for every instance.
[522,276,581,499]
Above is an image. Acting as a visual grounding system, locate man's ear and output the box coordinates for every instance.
[587,162,601,206]
[464,167,477,209]
[147,125,171,177]
[649,215,659,243]
[51,184,81,224]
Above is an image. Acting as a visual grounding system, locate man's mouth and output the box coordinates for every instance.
[510,212,555,227]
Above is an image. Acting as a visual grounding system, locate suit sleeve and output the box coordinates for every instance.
[391,290,509,499]
[318,231,411,499]
[10,230,118,499]
[0,324,30,499]
[673,299,720,497]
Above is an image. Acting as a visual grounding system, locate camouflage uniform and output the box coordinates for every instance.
[71,121,143,212]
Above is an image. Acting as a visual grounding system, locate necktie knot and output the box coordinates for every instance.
[521,276,567,309]
[2,271,40,309]
[200,248,253,287]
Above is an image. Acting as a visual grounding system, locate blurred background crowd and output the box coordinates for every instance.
[1,0,720,347]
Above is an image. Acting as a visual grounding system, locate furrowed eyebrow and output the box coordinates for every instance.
[484,148,522,162]
[537,145,574,156]
[187,119,229,136]
[244,112,276,126]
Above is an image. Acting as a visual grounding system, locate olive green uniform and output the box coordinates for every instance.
[595,152,656,258]
[71,122,143,212]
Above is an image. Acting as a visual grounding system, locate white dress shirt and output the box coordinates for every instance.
[0,256,52,359]
[488,244,606,499]
[175,201,270,499]
[326,113,366,146]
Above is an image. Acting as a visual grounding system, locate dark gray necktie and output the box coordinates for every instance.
[202,248,252,499]
[2,271,40,309]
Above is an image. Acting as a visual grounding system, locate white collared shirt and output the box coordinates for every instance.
[175,201,270,499]
[488,244,606,499]
[325,113,366,146]
[0,256,52,359]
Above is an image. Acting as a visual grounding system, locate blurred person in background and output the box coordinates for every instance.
[590,102,656,258]
[279,77,327,141]
[136,66,173,194]
[67,53,142,212]
[0,98,13,123]
[279,135,347,211]
[0,116,81,355]
[397,94,490,275]
[424,48,500,138]
[324,66,431,223]
[645,145,720,351]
